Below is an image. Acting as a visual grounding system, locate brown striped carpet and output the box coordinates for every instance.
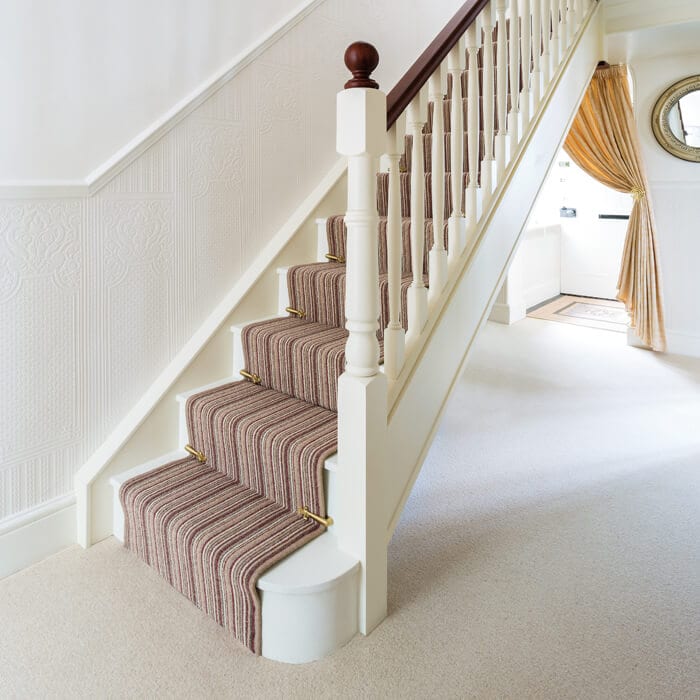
[119,35,512,654]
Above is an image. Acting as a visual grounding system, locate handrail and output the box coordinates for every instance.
[386,0,490,128]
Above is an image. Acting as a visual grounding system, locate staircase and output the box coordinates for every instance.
[99,0,601,664]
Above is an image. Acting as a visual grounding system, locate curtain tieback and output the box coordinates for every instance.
[630,186,646,201]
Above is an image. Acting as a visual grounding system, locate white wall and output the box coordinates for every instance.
[0,0,316,182]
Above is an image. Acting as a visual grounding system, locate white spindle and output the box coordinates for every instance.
[481,3,496,206]
[537,0,552,89]
[428,66,448,299]
[520,0,531,130]
[447,39,466,262]
[568,0,576,43]
[532,0,542,109]
[495,0,508,181]
[575,0,585,29]
[508,0,520,148]
[406,89,428,337]
[383,121,405,380]
[559,0,568,55]
[465,22,481,237]
[550,0,560,71]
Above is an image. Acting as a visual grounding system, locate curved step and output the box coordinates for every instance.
[109,449,358,664]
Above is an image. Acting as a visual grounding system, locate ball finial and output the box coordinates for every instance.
[343,42,379,89]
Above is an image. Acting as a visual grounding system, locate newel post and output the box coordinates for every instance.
[336,42,388,635]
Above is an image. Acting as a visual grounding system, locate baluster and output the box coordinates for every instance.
[383,120,405,381]
[549,0,560,71]
[559,0,568,55]
[541,0,552,88]
[428,65,448,299]
[532,0,542,109]
[508,0,520,148]
[520,0,531,131]
[566,0,575,47]
[481,3,496,207]
[465,22,481,238]
[495,0,508,182]
[406,89,428,338]
[447,38,466,262]
[575,0,585,29]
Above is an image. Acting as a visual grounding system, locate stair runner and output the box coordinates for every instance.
[119,30,510,654]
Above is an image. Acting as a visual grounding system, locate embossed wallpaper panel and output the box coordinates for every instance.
[1,0,461,522]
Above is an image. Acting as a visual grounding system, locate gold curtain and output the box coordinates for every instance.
[564,64,666,351]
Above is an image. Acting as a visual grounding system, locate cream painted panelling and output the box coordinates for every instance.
[0,0,460,522]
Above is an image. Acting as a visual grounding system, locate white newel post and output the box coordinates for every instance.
[336,42,388,635]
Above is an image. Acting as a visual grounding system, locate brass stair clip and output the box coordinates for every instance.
[184,444,207,463]
[324,253,346,264]
[240,369,262,384]
[297,506,334,528]
[285,306,306,319]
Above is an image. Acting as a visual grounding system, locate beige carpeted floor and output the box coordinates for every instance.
[2,319,699,699]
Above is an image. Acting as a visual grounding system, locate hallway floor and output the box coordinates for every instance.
[2,319,699,698]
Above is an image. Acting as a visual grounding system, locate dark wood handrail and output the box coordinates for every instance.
[386,0,490,129]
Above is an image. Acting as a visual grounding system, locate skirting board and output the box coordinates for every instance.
[0,495,76,579]
[665,330,700,358]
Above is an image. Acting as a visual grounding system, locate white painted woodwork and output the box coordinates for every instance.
[541,0,552,88]
[466,22,481,243]
[383,122,406,381]
[495,0,509,182]
[316,218,329,262]
[550,0,561,73]
[109,451,361,665]
[0,495,76,579]
[567,0,576,44]
[385,6,602,534]
[520,0,532,129]
[447,39,466,263]
[532,0,543,108]
[508,0,521,148]
[336,84,389,635]
[428,66,448,300]
[481,4,496,207]
[560,0,570,52]
[406,90,429,338]
[336,87,385,378]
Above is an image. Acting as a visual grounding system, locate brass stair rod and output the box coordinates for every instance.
[324,253,345,263]
[297,506,334,528]
[285,306,306,318]
[240,369,261,384]
[184,444,206,463]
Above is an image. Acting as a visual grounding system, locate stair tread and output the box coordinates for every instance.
[258,532,359,594]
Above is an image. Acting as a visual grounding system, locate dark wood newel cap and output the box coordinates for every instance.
[344,42,379,89]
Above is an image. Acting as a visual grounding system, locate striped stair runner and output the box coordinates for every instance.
[119,31,511,654]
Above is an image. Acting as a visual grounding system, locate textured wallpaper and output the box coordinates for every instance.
[0,0,459,521]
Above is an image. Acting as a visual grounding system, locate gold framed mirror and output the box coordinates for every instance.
[651,75,700,162]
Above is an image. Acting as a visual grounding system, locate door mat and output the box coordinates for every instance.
[527,295,628,333]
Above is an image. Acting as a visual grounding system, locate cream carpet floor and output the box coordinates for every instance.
[2,319,699,699]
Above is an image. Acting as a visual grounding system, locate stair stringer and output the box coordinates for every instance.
[384,6,603,537]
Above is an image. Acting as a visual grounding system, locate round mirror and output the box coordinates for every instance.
[651,76,700,162]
